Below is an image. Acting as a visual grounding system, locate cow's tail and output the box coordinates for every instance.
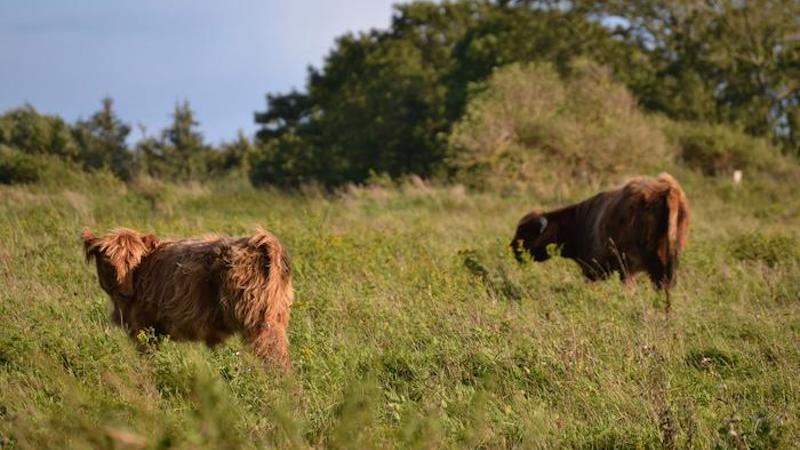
[659,173,689,291]
[231,228,294,369]
[232,228,294,333]
[249,228,294,311]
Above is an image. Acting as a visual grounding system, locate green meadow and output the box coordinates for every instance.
[3,1,800,448]
[1,166,798,449]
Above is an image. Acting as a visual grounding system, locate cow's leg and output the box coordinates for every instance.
[645,265,674,318]
[109,303,125,329]
[245,322,291,371]
[645,253,669,289]
[204,328,233,348]
[620,272,637,292]
[645,266,674,318]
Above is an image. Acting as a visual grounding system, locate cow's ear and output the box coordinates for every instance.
[141,233,159,251]
[103,230,152,298]
[538,216,548,233]
[81,228,98,262]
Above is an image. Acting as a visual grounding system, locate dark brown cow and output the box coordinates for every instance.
[511,173,689,307]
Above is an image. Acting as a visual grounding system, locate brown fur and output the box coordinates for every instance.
[82,227,293,369]
[511,173,690,293]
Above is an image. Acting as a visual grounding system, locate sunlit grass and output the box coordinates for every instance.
[1,170,798,449]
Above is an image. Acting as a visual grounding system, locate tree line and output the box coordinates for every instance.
[2,0,798,187]
[252,0,800,187]
[0,99,251,184]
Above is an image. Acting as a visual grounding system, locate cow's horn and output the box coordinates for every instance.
[538,216,548,233]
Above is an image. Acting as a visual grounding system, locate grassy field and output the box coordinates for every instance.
[0,167,798,449]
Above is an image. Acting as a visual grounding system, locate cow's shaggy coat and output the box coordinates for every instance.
[511,173,689,303]
[82,227,293,369]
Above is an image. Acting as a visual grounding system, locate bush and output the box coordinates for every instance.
[249,133,323,188]
[0,146,118,189]
[0,105,79,160]
[0,146,43,184]
[447,61,675,191]
[663,121,795,177]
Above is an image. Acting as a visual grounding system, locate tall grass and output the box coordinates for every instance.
[0,169,798,449]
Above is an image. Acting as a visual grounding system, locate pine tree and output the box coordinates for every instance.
[73,97,133,179]
[162,101,208,180]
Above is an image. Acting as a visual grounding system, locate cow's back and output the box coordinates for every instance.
[555,190,625,277]
[600,177,674,277]
[132,238,235,341]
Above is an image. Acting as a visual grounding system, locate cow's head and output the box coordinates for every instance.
[82,228,159,299]
[510,210,557,263]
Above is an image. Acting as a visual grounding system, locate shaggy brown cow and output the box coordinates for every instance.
[511,173,689,307]
[82,227,294,369]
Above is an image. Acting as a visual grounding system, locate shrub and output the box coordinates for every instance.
[447,61,675,191]
[249,134,323,188]
[0,146,119,189]
[0,146,43,184]
[0,105,79,160]
[663,121,795,177]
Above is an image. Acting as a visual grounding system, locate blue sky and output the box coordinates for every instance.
[0,1,403,144]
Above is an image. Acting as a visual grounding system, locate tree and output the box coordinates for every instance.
[0,105,79,160]
[574,0,800,153]
[138,101,210,180]
[249,132,321,187]
[208,130,254,176]
[73,97,134,179]
[164,101,208,179]
[254,0,629,186]
[254,91,313,142]
[134,130,169,179]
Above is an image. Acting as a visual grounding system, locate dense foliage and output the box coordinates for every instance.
[0,105,79,160]
[253,0,800,187]
[447,61,674,191]
[252,1,640,186]
[0,100,251,186]
[72,98,134,180]
[577,0,800,151]
[1,0,798,189]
